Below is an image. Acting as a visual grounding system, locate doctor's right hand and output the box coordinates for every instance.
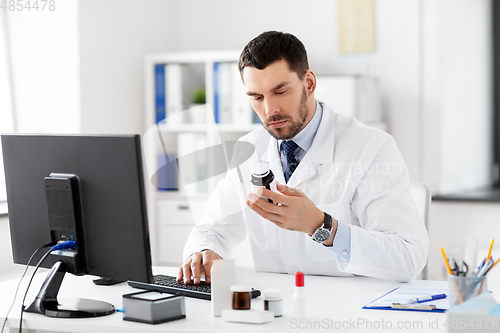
[177,250,221,285]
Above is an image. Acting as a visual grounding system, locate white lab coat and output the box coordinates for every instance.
[183,102,429,282]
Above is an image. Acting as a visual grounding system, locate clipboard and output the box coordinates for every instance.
[363,284,449,313]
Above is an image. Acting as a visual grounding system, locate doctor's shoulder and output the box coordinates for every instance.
[333,113,395,152]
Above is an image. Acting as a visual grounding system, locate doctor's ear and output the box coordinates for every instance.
[303,69,316,96]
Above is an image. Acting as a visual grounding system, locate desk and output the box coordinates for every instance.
[0,267,495,333]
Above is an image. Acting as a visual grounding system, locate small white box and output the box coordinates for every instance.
[123,291,186,324]
[221,309,274,324]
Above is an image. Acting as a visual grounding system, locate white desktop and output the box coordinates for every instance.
[3,266,497,333]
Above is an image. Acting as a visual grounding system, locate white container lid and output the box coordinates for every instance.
[251,162,270,176]
[263,288,282,300]
[231,285,252,292]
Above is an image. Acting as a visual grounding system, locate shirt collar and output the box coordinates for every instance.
[278,100,323,152]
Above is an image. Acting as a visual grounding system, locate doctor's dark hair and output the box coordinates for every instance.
[238,31,309,81]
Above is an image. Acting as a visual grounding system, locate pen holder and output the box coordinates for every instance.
[448,275,487,307]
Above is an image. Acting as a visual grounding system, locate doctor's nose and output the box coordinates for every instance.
[264,99,279,116]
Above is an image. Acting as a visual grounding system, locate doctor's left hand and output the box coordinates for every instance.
[247,182,332,238]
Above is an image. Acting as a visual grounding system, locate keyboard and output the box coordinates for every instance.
[128,275,261,301]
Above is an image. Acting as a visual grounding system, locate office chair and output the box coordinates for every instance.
[410,181,431,280]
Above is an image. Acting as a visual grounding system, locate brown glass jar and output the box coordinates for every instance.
[231,285,252,310]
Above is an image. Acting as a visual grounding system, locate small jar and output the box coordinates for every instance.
[263,288,283,317]
[250,164,277,204]
[231,285,252,310]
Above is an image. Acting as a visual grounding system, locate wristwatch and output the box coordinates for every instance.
[311,213,333,243]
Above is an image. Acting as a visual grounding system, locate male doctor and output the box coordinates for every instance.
[178,31,428,284]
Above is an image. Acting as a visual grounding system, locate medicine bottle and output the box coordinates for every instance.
[231,285,252,310]
[263,289,283,317]
[250,163,277,203]
[292,271,307,318]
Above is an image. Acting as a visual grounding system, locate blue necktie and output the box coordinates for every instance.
[281,140,299,183]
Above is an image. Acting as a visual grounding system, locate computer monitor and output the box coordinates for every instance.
[1,134,154,318]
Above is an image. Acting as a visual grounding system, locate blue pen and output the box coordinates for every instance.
[475,258,486,275]
[477,258,494,277]
[407,293,447,304]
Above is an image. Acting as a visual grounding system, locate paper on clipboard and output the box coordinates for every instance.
[363,283,449,312]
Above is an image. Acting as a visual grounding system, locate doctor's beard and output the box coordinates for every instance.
[262,86,309,140]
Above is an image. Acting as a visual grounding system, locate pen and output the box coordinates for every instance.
[475,257,486,276]
[490,258,500,272]
[406,293,447,304]
[391,303,436,311]
[487,239,495,262]
[478,257,498,294]
[477,258,493,277]
[441,247,464,303]
[441,248,454,275]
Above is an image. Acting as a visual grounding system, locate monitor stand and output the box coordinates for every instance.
[25,261,115,318]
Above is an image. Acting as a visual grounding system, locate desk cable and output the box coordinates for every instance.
[0,241,56,333]
[17,241,76,333]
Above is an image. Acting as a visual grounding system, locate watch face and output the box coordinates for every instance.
[312,228,331,243]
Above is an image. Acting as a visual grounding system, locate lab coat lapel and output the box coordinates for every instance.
[260,102,335,188]
[287,102,335,188]
[286,151,316,188]
[262,137,286,185]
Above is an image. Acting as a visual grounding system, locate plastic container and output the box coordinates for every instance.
[250,163,277,203]
[211,259,236,317]
[263,289,283,317]
[292,271,307,318]
[448,275,487,308]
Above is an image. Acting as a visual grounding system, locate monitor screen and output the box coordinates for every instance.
[1,134,153,284]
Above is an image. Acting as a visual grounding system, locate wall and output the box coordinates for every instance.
[6,0,179,136]
[0,12,14,203]
[78,0,180,135]
[422,0,492,194]
[176,0,423,182]
[440,0,492,194]
[421,0,494,276]
[6,0,80,133]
